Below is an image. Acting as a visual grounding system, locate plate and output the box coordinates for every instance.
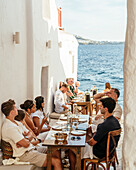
[60,117,67,121]
[78,118,87,123]
[71,130,86,136]
[56,121,67,125]
[52,125,62,131]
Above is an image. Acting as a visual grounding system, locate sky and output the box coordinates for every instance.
[55,0,127,41]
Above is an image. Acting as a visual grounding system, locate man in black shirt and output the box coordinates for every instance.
[87,97,121,159]
[69,97,121,170]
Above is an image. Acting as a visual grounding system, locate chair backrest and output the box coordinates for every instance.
[106,129,121,162]
[1,140,13,159]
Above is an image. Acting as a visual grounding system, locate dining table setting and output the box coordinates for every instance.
[42,114,89,170]
[69,89,102,116]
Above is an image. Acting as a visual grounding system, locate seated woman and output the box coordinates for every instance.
[32,96,51,135]
[20,100,48,139]
[15,109,41,146]
[75,81,83,95]
[103,82,111,92]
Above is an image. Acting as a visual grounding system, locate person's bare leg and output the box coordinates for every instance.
[52,157,62,170]
[42,157,62,170]
[42,158,47,167]
[52,149,61,159]
[52,150,63,169]
[69,149,76,170]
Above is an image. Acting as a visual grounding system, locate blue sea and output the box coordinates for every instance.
[77,44,124,109]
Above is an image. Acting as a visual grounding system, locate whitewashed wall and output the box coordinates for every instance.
[0,0,28,139]
[31,0,78,111]
[123,0,136,169]
[0,0,27,106]
[0,0,78,138]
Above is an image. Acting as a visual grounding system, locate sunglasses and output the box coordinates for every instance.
[71,136,81,141]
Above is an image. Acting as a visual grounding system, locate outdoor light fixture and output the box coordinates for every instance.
[58,41,62,48]
[69,51,72,55]
[13,32,20,44]
[46,40,51,48]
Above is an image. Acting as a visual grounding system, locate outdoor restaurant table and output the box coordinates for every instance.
[43,131,86,170]
[70,99,94,116]
[42,115,89,170]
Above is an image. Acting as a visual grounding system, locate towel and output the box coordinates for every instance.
[2,157,30,165]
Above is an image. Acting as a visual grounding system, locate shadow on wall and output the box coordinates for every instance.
[52,94,55,112]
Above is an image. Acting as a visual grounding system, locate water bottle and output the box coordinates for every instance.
[73,101,77,115]
[67,109,72,129]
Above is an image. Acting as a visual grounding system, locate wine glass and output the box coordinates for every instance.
[73,120,78,131]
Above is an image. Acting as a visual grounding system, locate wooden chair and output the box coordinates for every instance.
[83,128,121,170]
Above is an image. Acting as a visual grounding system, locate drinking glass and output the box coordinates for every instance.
[73,120,78,131]
[58,133,64,144]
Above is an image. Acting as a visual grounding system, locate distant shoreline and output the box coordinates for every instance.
[79,42,124,45]
[75,35,124,45]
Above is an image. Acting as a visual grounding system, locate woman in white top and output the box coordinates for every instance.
[20,100,48,140]
[15,109,40,146]
[32,96,51,134]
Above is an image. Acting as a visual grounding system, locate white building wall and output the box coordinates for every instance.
[0,0,27,106]
[31,0,78,112]
[123,0,136,169]
[59,31,78,80]
[0,0,28,139]
[0,0,78,130]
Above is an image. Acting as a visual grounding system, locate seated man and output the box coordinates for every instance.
[93,88,122,123]
[69,97,121,170]
[54,83,69,114]
[1,99,62,170]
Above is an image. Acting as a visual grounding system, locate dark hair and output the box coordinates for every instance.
[35,96,44,111]
[59,82,65,89]
[66,78,68,83]
[20,100,34,111]
[111,88,120,98]
[15,109,25,121]
[61,83,68,89]
[1,99,15,117]
[100,97,116,113]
